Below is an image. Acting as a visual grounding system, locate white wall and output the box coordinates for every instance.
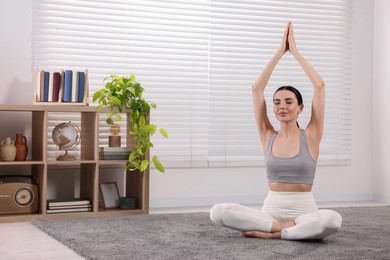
[0,0,381,208]
[0,1,33,102]
[372,0,390,203]
[0,1,33,147]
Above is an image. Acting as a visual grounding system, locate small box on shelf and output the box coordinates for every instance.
[33,68,89,106]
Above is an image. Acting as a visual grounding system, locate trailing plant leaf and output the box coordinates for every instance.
[129,151,136,162]
[152,156,165,173]
[95,74,168,173]
[92,91,103,102]
[140,160,149,172]
[106,118,114,125]
[109,96,121,105]
[160,128,168,138]
[139,115,146,127]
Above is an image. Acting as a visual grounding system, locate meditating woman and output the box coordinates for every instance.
[210,22,342,240]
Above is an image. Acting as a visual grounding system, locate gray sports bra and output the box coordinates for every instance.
[265,129,316,185]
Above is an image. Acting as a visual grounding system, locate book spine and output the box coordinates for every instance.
[71,70,79,102]
[48,204,92,210]
[47,200,91,207]
[43,72,50,102]
[63,70,73,102]
[47,207,92,214]
[52,72,61,102]
[48,72,54,102]
[39,70,45,102]
[78,71,85,102]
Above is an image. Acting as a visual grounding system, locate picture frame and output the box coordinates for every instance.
[99,182,120,209]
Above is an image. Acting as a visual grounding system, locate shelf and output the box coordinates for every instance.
[97,208,145,215]
[0,104,149,222]
[0,160,44,166]
[46,160,97,165]
[32,102,89,106]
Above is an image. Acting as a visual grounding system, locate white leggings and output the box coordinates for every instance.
[210,191,342,240]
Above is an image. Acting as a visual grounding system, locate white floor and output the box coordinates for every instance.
[0,201,387,260]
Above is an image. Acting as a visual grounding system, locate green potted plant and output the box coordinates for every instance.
[93,74,168,173]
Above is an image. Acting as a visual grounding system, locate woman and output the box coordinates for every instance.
[210,22,342,240]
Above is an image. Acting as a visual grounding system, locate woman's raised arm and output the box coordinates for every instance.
[252,22,289,146]
[288,23,325,144]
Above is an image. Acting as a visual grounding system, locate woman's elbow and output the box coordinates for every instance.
[316,79,325,89]
[252,84,264,94]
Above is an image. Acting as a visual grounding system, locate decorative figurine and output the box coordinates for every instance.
[109,124,121,147]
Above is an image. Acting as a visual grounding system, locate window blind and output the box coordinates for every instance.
[32,0,352,166]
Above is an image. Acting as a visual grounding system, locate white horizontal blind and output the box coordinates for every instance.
[209,0,352,166]
[32,0,352,166]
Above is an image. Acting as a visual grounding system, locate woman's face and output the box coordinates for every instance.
[273,90,303,123]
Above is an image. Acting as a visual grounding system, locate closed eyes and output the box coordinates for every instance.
[273,98,295,105]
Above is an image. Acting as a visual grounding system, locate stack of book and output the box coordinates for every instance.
[99,147,132,160]
[46,198,92,214]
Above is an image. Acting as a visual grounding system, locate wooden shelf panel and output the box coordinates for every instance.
[46,160,96,165]
[96,208,145,216]
[33,101,89,106]
[0,104,119,113]
[0,160,44,166]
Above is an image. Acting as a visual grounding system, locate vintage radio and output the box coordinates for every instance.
[0,175,39,215]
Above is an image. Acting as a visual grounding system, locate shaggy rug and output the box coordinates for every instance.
[31,206,390,260]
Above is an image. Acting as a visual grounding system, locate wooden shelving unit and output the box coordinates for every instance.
[0,104,149,223]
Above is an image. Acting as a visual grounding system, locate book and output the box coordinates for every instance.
[48,72,54,102]
[47,207,92,214]
[63,70,73,102]
[43,71,50,102]
[99,147,132,160]
[100,147,132,153]
[52,72,61,102]
[71,70,79,102]
[39,70,45,102]
[47,198,91,207]
[48,204,92,210]
[78,71,85,102]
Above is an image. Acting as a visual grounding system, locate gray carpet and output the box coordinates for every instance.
[31,206,390,260]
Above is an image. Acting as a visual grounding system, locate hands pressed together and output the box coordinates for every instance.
[279,22,298,55]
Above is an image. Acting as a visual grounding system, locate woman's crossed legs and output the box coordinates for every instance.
[210,203,342,240]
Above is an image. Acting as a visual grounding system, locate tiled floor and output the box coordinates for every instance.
[0,201,387,260]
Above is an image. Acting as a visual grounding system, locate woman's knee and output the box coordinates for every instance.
[282,210,342,240]
[209,203,237,225]
[319,209,342,233]
[210,203,227,224]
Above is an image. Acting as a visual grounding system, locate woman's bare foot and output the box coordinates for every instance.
[281,219,295,229]
[241,231,281,239]
[241,220,295,239]
[271,219,295,232]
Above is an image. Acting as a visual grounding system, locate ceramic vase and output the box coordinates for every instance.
[14,133,28,161]
[0,137,17,161]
